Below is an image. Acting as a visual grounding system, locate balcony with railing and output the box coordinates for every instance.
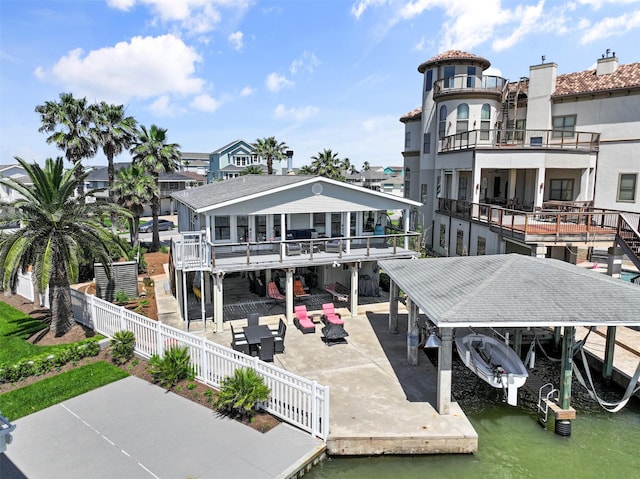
[433,75,508,99]
[437,198,618,244]
[172,231,421,273]
[440,129,600,153]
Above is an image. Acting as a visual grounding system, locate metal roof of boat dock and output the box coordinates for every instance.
[379,255,640,328]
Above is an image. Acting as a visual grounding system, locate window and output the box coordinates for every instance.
[425,70,433,92]
[405,131,411,149]
[237,215,248,242]
[458,177,468,201]
[549,179,574,201]
[480,104,491,140]
[456,230,464,256]
[439,224,446,248]
[552,115,576,138]
[467,66,476,88]
[423,133,431,154]
[477,236,486,255]
[214,216,230,240]
[273,215,282,238]
[456,104,469,139]
[313,212,326,235]
[438,105,448,139]
[404,168,411,199]
[421,184,428,204]
[362,211,375,232]
[444,66,455,88]
[256,215,267,241]
[331,213,342,236]
[618,173,637,202]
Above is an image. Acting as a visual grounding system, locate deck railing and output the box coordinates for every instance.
[439,129,600,153]
[65,288,330,440]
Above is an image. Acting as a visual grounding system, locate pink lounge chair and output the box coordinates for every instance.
[294,305,315,334]
[321,303,344,326]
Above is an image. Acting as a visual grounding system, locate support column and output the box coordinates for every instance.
[437,327,453,415]
[607,246,623,279]
[508,168,517,200]
[531,243,547,258]
[513,328,523,357]
[603,326,617,380]
[285,269,294,324]
[579,168,590,202]
[345,211,351,255]
[388,281,398,334]
[553,327,562,352]
[403,208,410,250]
[534,168,546,210]
[350,263,359,318]
[559,326,575,410]
[213,272,224,333]
[406,298,419,366]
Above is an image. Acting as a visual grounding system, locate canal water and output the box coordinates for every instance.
[306,354,640,478]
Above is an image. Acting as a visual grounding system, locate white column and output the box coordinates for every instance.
[580,168,589,202]
[213,273,224,333]
[403,208,410,250]
[285,268,294,324]
[508,168,517,200]
[345,211,351,254]
[472,167,482,217]
[535,168,546,209]
[437,327,453,415]
[388,280,398,334]
[350,263,358,318]
[407,299,419,366]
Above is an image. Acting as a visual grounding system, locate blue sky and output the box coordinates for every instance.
[2,0,640,170]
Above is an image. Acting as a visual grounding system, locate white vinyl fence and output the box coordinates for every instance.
[69,289,329,440]
[13,270,49,308]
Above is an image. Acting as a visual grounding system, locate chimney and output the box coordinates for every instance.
[526,61,557,130]
[597,51,618,75]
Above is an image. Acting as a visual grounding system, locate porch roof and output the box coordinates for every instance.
[379,255,640,328]
[171,175,421,214]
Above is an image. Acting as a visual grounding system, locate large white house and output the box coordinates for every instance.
[401,50,640,268]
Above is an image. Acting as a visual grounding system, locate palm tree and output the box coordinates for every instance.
[113,164,157,248]
[362,161,371,171]
[252,136,288,175]
[309,148,348,181]
[131,125,181,252]
[0,157,129,336]
[35,93,97,198]
[240,165,265,176]
[298,165,315,175]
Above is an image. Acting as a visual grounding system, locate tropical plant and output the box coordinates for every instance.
[297,165,315,175]
[214,367,271,420]
[148,345,194,388]
[252,136,289,175]
[110,330,136,364]
[113,164,157,247]
[362,161,371,171]
[131,124,181,251]
[92,102,137,232]
[240,165,265,176]
[0,157,130,336]
[35,93,97,198]
[302,148,350,181]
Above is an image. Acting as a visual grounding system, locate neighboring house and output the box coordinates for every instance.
[179,152,209,177]
[380,174,405,197]
[401,49,640,268]
[207,139,292,181]
[384,166,404,177]
[344,168,386,191]
[85,163,205,216]
[170,175,422,330]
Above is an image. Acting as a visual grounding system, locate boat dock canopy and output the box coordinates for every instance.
[379,255,640,328]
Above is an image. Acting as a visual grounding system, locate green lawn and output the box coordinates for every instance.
[0,301,101,365]
[0,361,129,420]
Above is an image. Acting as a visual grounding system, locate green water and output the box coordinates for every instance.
[307,356,640,479]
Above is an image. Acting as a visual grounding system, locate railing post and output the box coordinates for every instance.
[323,385,330,439]
[90,294,97,331]
[201,337,208,383]
[311,380,318,437]
[120,305,127,331]
[156,320,164,356]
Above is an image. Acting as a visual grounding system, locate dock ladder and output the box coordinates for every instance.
[537,383,558,427]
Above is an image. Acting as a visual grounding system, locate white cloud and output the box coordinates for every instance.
[580,8,640,43]
[240,86,256,96]
[190,94,222,112]
[148,95,178,116]
[351,0,390,20]
[492,1,544,51]
[265,72,294,92]
[107,0,136,10]
[274,104,319,122]
[228,30,244,51]
[35,34,204,104]
[413,36,425,51]
[289,51,320,75]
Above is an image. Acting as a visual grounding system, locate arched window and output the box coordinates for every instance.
[438,105,448,139]
[480,104,491,140]
[456,103,469,139]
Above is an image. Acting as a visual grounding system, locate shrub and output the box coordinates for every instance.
[114,290,130,304]
[148,345,194,388]
[214,367,270,420]
[159,245,170,254]
[110,330,136,365]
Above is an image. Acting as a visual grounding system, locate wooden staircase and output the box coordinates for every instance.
[616,213,640,272]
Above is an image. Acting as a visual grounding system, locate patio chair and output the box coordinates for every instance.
[247,312,260,327]
[325,238,343,254]
[285,233,302,256]
[321,303,344,326]
[294,279,310,300]
[231,332,250,356]
[258,336,275,362]
[230,323,246,340]
[267,281,285,310]
[271,318,286,353]
[293,305,315,334]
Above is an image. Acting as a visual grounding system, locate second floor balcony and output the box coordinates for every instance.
[433,75,508,100]
[440,129,600,153]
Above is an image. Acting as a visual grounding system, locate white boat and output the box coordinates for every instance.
[455,333,528,406]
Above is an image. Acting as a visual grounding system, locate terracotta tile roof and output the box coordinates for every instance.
[399,107,422,122]
[418,50,490,72]
[554,62,640,97]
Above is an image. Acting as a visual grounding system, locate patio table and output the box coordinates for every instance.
[243,325,274,346]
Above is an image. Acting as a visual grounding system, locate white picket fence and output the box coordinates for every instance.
[13,270,49,308]
[69,289,330,440]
